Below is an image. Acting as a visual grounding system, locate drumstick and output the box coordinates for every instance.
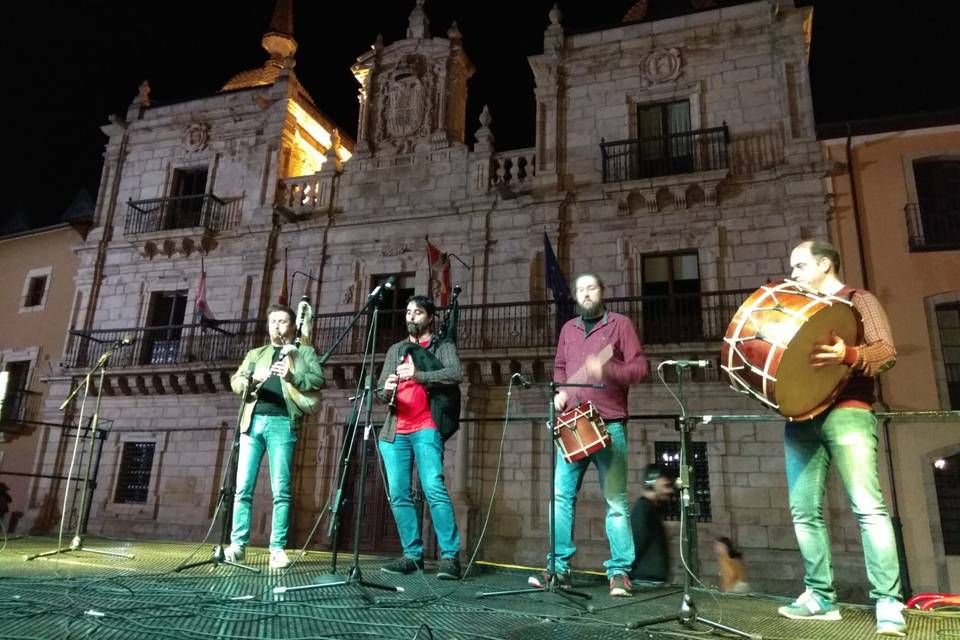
[565,344,614,384]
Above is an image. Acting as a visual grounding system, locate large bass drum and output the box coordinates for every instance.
[720,280,861,421]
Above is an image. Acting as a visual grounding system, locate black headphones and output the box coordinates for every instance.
[643,464,663,488]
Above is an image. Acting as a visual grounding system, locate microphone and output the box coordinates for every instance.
[114,335,135,347]
[663,359,712,368]
[452,285,462,296]
[512,372,532,389]
[368,276,396,299]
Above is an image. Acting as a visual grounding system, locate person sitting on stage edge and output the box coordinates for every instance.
[629,464,674,586]
[226,304,325,569]
[714,536,750,593]
[539,273,649,597]
[377,295,463,580]
[777,240,906,637]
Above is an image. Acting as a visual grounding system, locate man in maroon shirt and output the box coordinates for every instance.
[777,240,906,637]
[537,273,649,597]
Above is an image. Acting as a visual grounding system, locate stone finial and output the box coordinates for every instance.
[373,33,384,50]
[479,104,492,128]
[332,128,342,150]
[549,4,562,26]
[447,20,462,42]
[474,105,495,151]
[135,80,151,107]
[407,0,430,39]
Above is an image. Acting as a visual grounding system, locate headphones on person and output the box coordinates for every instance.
[643,464,663,488]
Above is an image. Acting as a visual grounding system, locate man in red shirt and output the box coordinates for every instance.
[377,295,462,580]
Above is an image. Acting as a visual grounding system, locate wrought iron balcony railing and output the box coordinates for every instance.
[600,126,729,183]
[905,202,960,252]
[0,387,41,428]
[124,194,242,235]
[65,320,261,370]
[64,290,754,370]
[66,290,751,370]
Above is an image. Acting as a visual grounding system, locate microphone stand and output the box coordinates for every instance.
[273,282,400,601]
[175,368,259,573]
[626,362,756,639]
[478,380,602,611]
[26,343,134,561]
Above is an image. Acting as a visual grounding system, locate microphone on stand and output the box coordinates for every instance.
[663,359,712,368]
[368,276,396,300]
[114,334,136,348]
[512,373,532,389]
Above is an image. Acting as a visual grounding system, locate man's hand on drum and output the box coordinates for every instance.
[584,354,605,380]
[554,390,568,412]
[810,331,847,368]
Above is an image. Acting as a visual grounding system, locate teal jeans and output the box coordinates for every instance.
[550,421,634,579]
[785,407,902,602]
[379,428,460,560]
[231,414,297,550]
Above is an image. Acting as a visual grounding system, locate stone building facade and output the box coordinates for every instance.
[18,1,889,599]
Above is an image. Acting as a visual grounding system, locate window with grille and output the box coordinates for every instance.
[936,302,960,409]
[933,453,960,555]
[114,442,155,504]
[653,440,712,522]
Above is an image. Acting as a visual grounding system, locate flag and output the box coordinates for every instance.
[426,239,451,306]
[278,248,289,306]
[544,232,572,303]
[195,270,216,326]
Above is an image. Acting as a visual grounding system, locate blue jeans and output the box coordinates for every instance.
[231,414,297,550]
[550,421,634,579]
[785,408,902,602]
[379,428,460,560]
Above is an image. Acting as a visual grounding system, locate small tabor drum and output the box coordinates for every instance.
[552,402,611,463]
[720,280,862,421]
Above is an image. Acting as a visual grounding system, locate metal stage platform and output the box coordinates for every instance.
[0,536,955,639]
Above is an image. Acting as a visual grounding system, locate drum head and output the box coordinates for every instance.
[775,301,859,420]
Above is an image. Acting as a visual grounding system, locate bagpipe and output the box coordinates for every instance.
[392,286,463,442]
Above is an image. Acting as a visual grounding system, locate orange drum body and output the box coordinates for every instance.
[552,402,611,463]
[720,280,861,421]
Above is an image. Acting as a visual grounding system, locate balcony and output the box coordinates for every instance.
[124,194,242,235]
[601,126,729,184]
[63,290,752,392]
[905,202,960,252]
[65,320,260,370]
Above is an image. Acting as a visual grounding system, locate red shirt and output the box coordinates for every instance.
[395,338,437,435]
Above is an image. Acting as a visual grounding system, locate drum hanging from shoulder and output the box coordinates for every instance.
[552,402,611,463]
[720,280,862,421]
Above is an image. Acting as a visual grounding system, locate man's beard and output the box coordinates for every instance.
[577,300,602,318]
[407,321,426,338]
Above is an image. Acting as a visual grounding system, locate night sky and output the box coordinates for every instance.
[5,1,960,230]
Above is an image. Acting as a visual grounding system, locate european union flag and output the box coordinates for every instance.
[544,232,572,303]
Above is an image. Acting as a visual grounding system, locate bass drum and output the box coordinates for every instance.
[720,280,861,421]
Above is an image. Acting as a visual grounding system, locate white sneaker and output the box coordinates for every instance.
[876,597,907,636]
[223,543,245,562]
[269,548,291,569]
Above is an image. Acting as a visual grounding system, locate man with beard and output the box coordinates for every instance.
[226,304,324,569]
[377,295,463,580]
[535,273,649,597]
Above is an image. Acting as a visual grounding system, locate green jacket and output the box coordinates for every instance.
[230,343,325,433]
[376,336,461,443]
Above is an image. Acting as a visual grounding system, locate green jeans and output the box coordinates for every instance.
[784,407,902,602]
[231,414,297,550]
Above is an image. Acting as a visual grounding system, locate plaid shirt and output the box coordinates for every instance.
[835,286,896,407]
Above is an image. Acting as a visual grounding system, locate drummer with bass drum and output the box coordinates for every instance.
[533,273,649,597]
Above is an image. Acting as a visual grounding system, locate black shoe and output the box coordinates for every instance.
[381,556,424,575]
[437,557,461,581]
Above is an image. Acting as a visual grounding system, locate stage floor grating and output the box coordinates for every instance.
[0,536,956,639]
